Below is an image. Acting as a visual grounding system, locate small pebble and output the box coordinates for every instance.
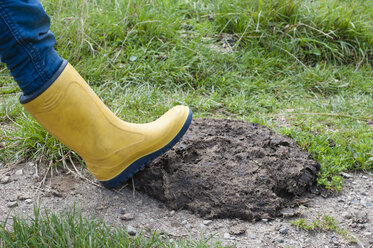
[280,208,298,217]
[262,219,268,223]
[230,224,246,235]
[349,199,358,205]
[279,228,288,235]
[278,238,284,243]
[223,233,230,239]
[169,210,175,216]
[358,224,366,229]
[342,212,352,219]
[331,234,338,244]
[249,235,256,240]
[15,169,23,176]
[1,176,10,184]
[120,213,135,221]
[203,220,213,226]
[26,162,35,167]
[181,220,188,226]
[127,225,136,236]
[25,199,33,204]
[17,194,31,200]
[341,172,353,178]
[7,201,18,208]
[51,190,62,198]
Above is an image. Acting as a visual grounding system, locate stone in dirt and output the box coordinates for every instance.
[7,201,18,208]
[280,208,301,218]
[203,220,213,226]
[279,227,288,235]
[127,225,137,236]
[134,119,320,221]
[230,223,246,235]
[17,193,31,200]
[120,213,135,221]
[50,190,63,198]
[15,169,23,176]
[0,176,10,184]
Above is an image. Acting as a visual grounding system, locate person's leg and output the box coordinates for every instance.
[0,0,66,101]
[0,0,192,188]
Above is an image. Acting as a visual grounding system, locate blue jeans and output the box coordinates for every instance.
[0,0,66,103]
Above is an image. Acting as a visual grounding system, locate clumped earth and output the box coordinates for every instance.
[134,119,320,221]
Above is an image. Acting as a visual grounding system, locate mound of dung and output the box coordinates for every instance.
[134,119,320,221]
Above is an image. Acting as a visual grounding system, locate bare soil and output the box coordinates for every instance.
[0,119,372,247]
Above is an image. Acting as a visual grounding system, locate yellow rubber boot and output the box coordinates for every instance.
[22,63,192,188]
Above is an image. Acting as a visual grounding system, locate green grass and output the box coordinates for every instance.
[0,205,226,248]
[1,0,373,188]
[290,214,356,243]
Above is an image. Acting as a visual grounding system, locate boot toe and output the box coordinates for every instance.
[101,106,192,188]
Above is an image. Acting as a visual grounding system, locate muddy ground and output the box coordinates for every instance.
[0,119,372,247]
[134,119,320,220]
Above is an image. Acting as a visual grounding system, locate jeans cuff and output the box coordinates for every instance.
[19,59,68,104]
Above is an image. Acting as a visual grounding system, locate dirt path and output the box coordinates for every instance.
[0,119,372,247]
[0,162,372,247]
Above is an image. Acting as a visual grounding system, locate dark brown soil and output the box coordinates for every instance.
[134,119,320,221]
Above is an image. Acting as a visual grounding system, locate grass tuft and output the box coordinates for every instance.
[290,214,356,243]
[0,205,227,248]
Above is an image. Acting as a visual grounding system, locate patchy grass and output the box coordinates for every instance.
[290,214,356,243]
[0,206,226,248]
[0,0,372,190]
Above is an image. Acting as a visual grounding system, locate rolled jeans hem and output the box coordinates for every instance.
[19,59,68,104]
